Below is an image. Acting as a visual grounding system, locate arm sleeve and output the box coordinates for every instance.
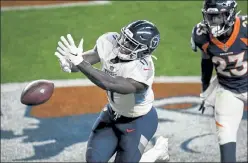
[201,55,214,91]
[191,24,213,91]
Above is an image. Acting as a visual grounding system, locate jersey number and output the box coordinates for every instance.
[107,91,115,103]
[212,52,247,77]
[241,15,247,27]
[196,23,208,35]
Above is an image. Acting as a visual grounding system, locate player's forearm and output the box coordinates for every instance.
[70,49,100,72]
[82,49,100,65]
[201,58,213,92]
[76,61,136,94]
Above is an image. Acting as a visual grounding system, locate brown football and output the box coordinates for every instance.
[20,79,54,105]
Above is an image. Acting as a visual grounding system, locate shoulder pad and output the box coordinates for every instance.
[238,15,247,37]
[238,15,247,22]
[191,22,210,52]
[192,22,209,46]
[95,32,119,60]
[96,32,119,45]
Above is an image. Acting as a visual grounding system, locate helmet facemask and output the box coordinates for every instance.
[202,1,238,37]
[114,28,148,61]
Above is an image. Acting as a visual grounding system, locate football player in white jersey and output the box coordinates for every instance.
[54,20,169,162]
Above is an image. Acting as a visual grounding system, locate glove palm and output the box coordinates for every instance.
[57,34,84,65]
[54,34,84,72]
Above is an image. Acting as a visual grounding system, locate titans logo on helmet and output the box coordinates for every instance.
[150,35,160,49]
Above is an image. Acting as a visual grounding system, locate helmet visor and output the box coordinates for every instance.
[203,8,229,27]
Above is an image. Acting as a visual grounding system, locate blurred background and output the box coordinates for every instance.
[1,0,247,83]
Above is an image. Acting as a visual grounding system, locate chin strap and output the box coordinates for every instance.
[235,10,241,17]
[151,55,157,60]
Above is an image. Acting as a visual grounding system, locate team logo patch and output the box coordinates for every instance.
[223,44,229,52]
[150,35,160,49]
[104,64,119,77]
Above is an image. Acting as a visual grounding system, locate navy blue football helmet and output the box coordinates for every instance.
[202,0,238,37]
[115,20,160,60]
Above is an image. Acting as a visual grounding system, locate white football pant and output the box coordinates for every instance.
[201,76,247,145]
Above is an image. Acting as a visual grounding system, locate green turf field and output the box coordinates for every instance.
[1,1,247,83]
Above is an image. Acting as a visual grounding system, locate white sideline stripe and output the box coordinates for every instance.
[154,76,200,83]
[1,1,111,12]
[153,96,201,107]
[1,76,201,93]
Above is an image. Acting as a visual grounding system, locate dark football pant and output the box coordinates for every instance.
[86,104,158,163]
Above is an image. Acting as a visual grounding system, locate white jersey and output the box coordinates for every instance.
[96,32,155,118]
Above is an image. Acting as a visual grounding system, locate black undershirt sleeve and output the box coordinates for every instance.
[201,53,214,92]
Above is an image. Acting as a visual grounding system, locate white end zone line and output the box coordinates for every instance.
[154,76,201,83]
[1,1,111,12]
[1,76,202,93]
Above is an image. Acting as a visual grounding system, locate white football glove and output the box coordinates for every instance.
[198,92,206,114]
[198,83,216,114]
[57,34,84,66]
[54,52,72,73]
